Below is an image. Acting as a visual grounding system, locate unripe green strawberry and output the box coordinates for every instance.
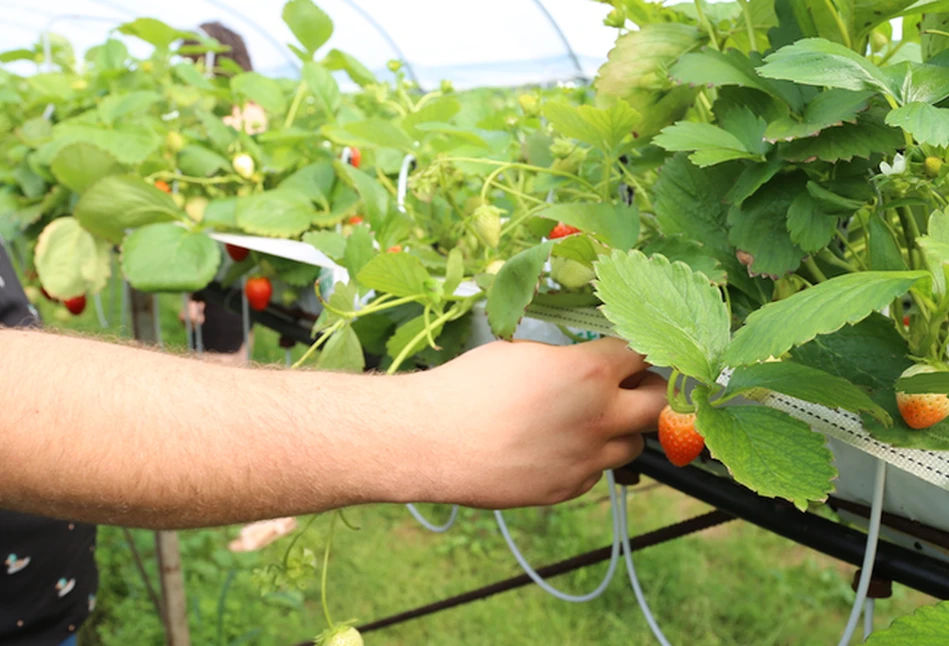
[550,257,595,289]
[473,204,502,248]
[166,131,185,153]
[185,196,208,223]
[870,30,889,52]
[896,364,949,429]
[232,153,255,179]
[925,156,943,178]
[318,626,363,646]
[658,405,704,467]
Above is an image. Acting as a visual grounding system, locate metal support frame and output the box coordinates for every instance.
[622,446,949,600]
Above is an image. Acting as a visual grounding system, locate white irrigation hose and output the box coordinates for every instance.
[93,292,108,328]
[863,598,875,641]
[406,504,459,533]
[397,154,415,214]
[494,470,621,603]
[838,459,887,646]
[617,485,672,646]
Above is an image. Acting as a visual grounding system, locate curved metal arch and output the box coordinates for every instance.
[200,0,302,74]
[528,0,586,81]
[334,0,421,89]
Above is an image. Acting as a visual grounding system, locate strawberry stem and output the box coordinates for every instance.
[321,511,339,630]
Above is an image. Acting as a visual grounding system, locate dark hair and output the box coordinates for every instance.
[182,21,253,73]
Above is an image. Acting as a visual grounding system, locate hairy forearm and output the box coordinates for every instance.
[0,329,430,529]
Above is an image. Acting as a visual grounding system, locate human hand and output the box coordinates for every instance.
[179,300,206,326]
[406,337,667,509]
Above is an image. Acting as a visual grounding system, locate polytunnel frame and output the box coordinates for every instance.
[15,0,589,88]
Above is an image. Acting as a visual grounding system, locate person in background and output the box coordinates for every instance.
[0,244,96,646]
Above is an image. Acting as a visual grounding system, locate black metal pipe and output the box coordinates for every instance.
[622,447,949,599]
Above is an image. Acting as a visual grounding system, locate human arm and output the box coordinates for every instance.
[0,329,665,529]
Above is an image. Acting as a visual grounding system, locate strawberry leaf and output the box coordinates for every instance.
[725,271,929,367]
[727,175,806,277]
[486,241,554,339]
[694,394,837,511]
[723,362,891,424]
[49,142,122,194]
[595,249,730,384]
[897,372,949,394]
[781,108,904,162]
[75,174,180,244]
[121,224,220,292]
[757,38,894,97]
[885,102,949,147]
[34,217,111,299]
[764,89,874,141]
[865,601,949,645]
[317,325,365,373]
[235,189,315,238]
[538,202,639,251]
[654,122,760,167]
[301,61,341,117]
[543,101,639,153]
[282,0,333,56]
[231,73,287,116]
[356,253,431,298]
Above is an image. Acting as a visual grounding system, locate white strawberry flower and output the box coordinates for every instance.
[880,153,907,176]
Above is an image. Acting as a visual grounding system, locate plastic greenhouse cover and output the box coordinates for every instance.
[1,0,620,89]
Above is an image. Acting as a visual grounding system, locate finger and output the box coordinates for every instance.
[570,336,649,380]
[605,371,669,436]
[598,434,645,470]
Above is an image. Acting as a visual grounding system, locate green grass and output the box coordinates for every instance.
[18,273,936,645]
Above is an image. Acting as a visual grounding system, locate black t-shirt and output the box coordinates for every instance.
[0,245,98,645]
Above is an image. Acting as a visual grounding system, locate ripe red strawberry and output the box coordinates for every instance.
[226,244,250,262]
[64,295,86,316]
[387,245,402,253]
[347,215,364,225]
[245,277,272,312]
[658,405,704,467]
[896,365,949,429]
[549,222,580,239]
[349,147,362,169]
[154,180,172,194]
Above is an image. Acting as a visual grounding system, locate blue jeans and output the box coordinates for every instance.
[60,636,77,646]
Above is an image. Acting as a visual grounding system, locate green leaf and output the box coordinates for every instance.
[727,177,806,277]
[782,107,903,162]
[231,73,287,116]
[444,248,464,296]
[121,224,220,292]
[117,18,190,48]
[356,253,431,297]
[486,241,554,339]
[403,97,462,139]
[339,165,388,224]
[670,49,803,112]
[303,230,347,261]
[50,142,122,194]
[34,217,111,299]
[279,161,334,210]
[75,175,180,244]
[758,38,893,96]
[386,315,444,361]
[203,198,237,228]
[283,0,334,56]
[595,23,703,137]
[595,249,730,384]
[342,119,414,151]
[897,372,949,394]
[539,203,639,251]
[786,191,839,254]
[641,236,727,284]
[301,61,340,116]
[881,61,949,105]
[724,362,891,423]
[43,124,162,165]
[177,145,230,177]
[725,271,929,366]
[865,602,949,645]
[725,156,785,205]
[653,154,764,300]
[235,190,315,238]
[98,91,161,125]
[343,225,374,281]
[323,49,376,87]
[543,101,639,152]
[869,214,909,272]
[317,325,365,373]
[694,396,836,511]
[173,62,214,90]
[654,122,759,167]
[885,102,949,147]
[765,89,874,141]
[196,109,238,150]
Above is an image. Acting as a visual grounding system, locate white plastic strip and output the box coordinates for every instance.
[406,503,459,533]
[398,154,416,214]
[494,471,621,603]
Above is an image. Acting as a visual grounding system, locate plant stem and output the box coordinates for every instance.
[816,248,858,273]
[291,320,343,369]
[320,512,338,630]
[804,257,829,282]
[820,0,852,49]
[283,81,307,129]
[693,0,720,50]
[897,206,922,268]
[387,303,469,374]
[736,0,758,52]
[443,157,598,193]
[149,172,242,185]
